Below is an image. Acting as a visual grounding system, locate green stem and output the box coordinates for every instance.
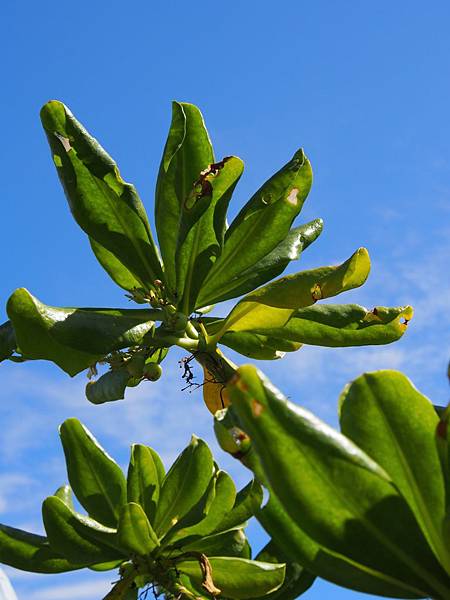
[185,320,199,340]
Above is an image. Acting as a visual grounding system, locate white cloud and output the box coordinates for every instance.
[25,578,112,600]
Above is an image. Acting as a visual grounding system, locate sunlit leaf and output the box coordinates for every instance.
[199,149,313,305]
[7,288,160,375]
[229,366,450,598]
[155,102,214,296]
[258,304,413,347]
[40,101,163,290]
[59,419,127,527]
[340,370,448,569]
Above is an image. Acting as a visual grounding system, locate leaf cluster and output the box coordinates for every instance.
[0,418,290,599]
[215,366,450,599]
[0,101,412,407]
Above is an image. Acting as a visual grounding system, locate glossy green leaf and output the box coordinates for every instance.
[148,447,166,486]
[339,370,449,570]
[47,496,123,553]
[0,321,15,361]
[89,559,123,572]
[229,365,450,598]
[163,473,216,546]
[167,470,237,544]
[89,238,143,292]
[42,497,123,565]
[244,246,370,310]
[198,218,323,306]
[176,556,285,599]
[199,149,313,305]
[54,485,74,510]
[258,493,426,598]
[40,101,163,290]
[127,444,160,523]
[214,409,428,598]
[117,502,159,556]
[254,541,316,600]
[220,330,301,360]
[216,408,428,598]
[0,524,78,573]
[153,436,214,536]
[7,288,160,375]
[86,368,130,404]
[212,248,370,341]
[214,479,263,533]
[176,156,244,314]
[180,528,249,558]
[259,304,413,347]
[59,418,127,527]
[155,102,214,295]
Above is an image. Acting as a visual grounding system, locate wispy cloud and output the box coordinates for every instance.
[24,577,112,600]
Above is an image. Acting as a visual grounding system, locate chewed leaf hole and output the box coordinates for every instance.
[53,154,62,167]
[311,283,322,301]
[286,187,299,206]
[54,132,71,152]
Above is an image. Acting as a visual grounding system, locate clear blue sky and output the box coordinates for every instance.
[1,1,450,598]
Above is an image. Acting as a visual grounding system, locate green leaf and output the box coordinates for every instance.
[214,479,263,533]
[179,528,249,558]
[216,407,428,598]
[86,368,130,404]
[258,304,413,347]
[59,418,127,527]
[199,149,313,305]
[167,470,237,544]
[42,496,123,565]
[220,330,301,360]
[127,444,160,524]
[153,436,214,536]
[198,218,323,306]
[40,101,163,290]
[0,321,15,361]
[176,556,285,599]
[0,524,78,573]
[117,502,159,555]
[89,238,143,292]
[244,246,371,309]
[339,370,449,570]
[54,485,74,510]
[229,365,450,598]
[258,493,426,598]
[254,541,316,599]
[89,559,123,572]
[176,156,244,314]
[212,248,370,341]
[155,102,214,295]
[218,407,429,598]
[7,288,161,375]
[149,447,166,486]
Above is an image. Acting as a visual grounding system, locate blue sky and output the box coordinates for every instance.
[1,1,450,598]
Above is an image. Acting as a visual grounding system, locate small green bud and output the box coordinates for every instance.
[170,311,188,333]
[126,354,146,378]
[143,363,163,381]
